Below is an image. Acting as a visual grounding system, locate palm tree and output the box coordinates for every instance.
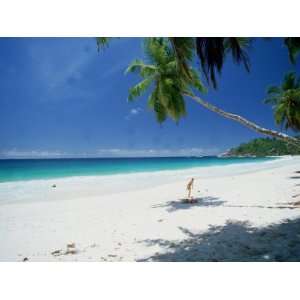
[284,38,300,64]
[96,37,111,50]
[126,38,205,123]
[98,37,300,87]
[126,38,299,146]
[194,37,251,88]
[264,72,300,131]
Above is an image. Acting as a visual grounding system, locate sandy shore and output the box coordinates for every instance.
[1,157,300,261]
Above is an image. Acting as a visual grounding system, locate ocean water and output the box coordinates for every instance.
[0,156,276,183]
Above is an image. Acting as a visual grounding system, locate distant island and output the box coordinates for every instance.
[222,137,300,157]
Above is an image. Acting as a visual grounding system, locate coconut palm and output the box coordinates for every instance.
[195,37,251,88]
[284,38,300,64]
[96,37,111,50]
[172,37,299,88]
[264,72,300,131]
[97,37,300,87]
[126,38,299,145]
[126,38,205,123]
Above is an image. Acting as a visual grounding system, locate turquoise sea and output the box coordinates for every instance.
[0,156,276,183]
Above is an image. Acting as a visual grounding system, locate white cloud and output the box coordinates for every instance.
[96,147,220,157]
[0,147,220,159]
[0,149,66,159]
[125,107,142,120]
[130,108,140,115]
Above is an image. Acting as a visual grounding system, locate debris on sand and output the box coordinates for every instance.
[52,184,56,188]
[51,243,79,256]
[286,200,300,207]
[67,243,76,248]
[51,249,63,256]
[23,257,28,262]
[65,242,78,255]
[65,249,78,255]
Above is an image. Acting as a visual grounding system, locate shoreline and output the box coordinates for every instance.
[1,156,300,261]
[0,155,290,187]
[0,156,293,206]
[0,156,283,185]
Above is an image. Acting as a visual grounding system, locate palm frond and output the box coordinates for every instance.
[169,37,195,80]
[266,85,281,95]
[144,38,172,65]
[284,37,300,64]
[196,37,225,89]
[265,72,300,131]
[128,78,153,101]
[188,68,207,93]
[195,37,251,89]
[126,37,205,123]
[274,102,287,129]
[148,87,167,123]
[282,72,297,90]
[96,37,111,50]
[224,37,251,72]
[125,59,157,77]
[264,96,279,105]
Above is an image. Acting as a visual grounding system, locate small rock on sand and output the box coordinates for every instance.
[108,254,117,257]
[51,249,63,256]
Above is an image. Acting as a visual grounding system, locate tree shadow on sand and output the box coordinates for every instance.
[138,218,300,262]
[225,204,299,210]
[151,196,298,213]
[151,196,226,212]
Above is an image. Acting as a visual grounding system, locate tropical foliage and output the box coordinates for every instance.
[195,37,251,88]
[96,37,111,50]
[284,38,300,64]
[126,38,205,123]
[264,72,300,131]
[96,37,300,146]
[224,137,300,157]
[97,37,300,88]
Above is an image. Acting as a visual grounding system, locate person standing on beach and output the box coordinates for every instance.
[186,178,194,202]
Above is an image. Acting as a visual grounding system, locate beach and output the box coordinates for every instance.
[1,156,300,261]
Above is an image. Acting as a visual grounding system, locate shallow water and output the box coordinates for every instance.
[0,156,276,183]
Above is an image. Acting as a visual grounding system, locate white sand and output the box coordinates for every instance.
[1,156,300,261]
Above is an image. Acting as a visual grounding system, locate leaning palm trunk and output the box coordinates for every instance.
[184,92,300,146]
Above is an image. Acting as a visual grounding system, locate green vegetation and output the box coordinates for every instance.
[225,137,300,157]
[264,72,300,131]
[97,37,300,89]
[97,37,300,146]
[126,38,205,123]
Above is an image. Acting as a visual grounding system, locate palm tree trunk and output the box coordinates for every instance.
[184,92,300,146]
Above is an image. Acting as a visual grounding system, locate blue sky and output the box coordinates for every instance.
[0,38,299,158]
